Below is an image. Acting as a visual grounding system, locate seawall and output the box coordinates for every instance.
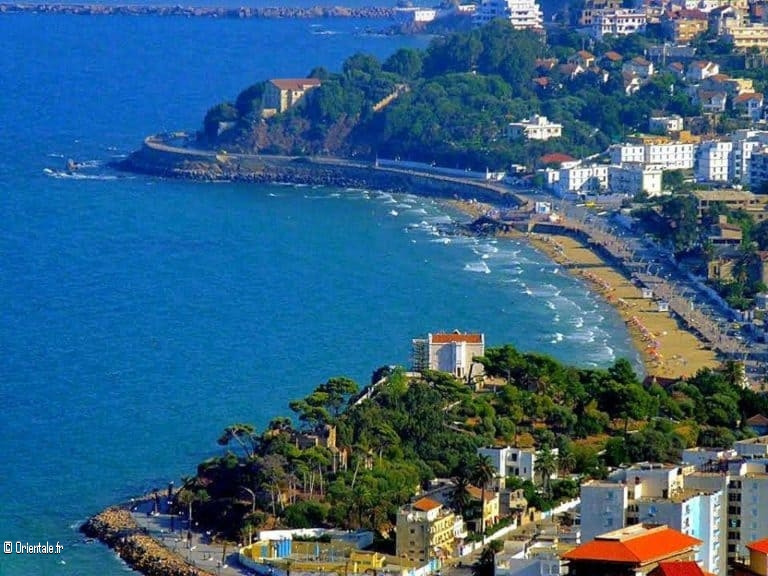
[118,135,525,208]
[0,3,396,18]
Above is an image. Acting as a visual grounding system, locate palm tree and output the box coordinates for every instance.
[470,455,495,537]
[536,448,557,498]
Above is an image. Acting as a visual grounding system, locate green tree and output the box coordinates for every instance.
[472,540,504,576]
[217,423,259,460]
[536,448,557,498]
[470,455,495,535]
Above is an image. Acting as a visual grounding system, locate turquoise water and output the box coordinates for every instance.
[0,13,637,575]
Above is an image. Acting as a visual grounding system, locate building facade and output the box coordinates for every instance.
[411,332,485,381]
[472,0,543,29]
[262,78,322,116]
[395,497,463,563]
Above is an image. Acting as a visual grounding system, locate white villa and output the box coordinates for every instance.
[507,115,562,141]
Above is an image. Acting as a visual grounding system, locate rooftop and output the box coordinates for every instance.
[270,78,322,91]
[412,497,442,512]
[650,561,706,576]
[563,525,701,565]
[430,332,483,344]
[748,538,768,555]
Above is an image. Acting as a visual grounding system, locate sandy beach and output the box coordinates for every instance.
[447,200,721,379]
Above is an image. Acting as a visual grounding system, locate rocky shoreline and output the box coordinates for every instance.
[0,2,396,18]
[81,507,217,576]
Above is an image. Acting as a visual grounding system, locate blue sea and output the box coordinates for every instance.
[0,12,638,576]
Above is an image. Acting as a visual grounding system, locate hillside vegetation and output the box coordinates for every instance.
[173,347,767,545]
[200,21,701,171]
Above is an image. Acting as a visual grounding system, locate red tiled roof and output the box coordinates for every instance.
[539,153,576,165]
[651,561,706,576]
[564,527,702,565]
[734,92,764,103]
[603,50,623,61]
[412,497,442,512]
[431,333,483,344]
[747,538,768,555]
[270,78,322,91]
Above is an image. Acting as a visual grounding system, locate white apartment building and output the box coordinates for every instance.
[647,143,696,170]
[591,9,647,39]
[696,140,733,182]
[580,463,726,575]
[507,115,562,141]
[472,0,543,29]
[729,130,768,184]
[608,163,663,196]
[554,164,609,196]
[610,142,696,169]
[477,445,558,486]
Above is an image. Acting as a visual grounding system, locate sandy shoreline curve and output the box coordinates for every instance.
[446,200,720,379]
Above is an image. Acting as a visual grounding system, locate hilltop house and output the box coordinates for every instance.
[411,332,485,382]
[262,78,322,117]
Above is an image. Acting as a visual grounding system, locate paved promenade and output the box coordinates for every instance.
[131,499,253,575]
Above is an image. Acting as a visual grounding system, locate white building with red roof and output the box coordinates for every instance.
[412,331,485,382]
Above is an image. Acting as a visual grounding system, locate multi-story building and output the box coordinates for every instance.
[580,463,725,574]
[472,0,543,29]
[477,445,558,485]
[507,115,563,141]
[395,497,465,563]
[554,164,609,196]
[564,524,702,576]
[610,142,696,170]
[411,332,485,381]
[667,15,709,43]
[749,146,768,192]
[724,22,768,51]
[591,9,647,39]
[696,140,733,182]
[730,130,768,184]
[608,164,663,196]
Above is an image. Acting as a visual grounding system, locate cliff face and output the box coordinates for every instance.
[219,115,359,157]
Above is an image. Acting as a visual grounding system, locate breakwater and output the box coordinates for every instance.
[0,2,396,18]
[118,134,525,207]
[81,507,216,576]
